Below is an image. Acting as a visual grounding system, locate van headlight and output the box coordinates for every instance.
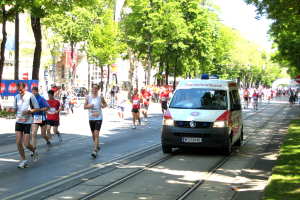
[163,119,174,126]
[213,121,227,128]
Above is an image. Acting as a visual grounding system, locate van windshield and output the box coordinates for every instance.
[169,88,228,110]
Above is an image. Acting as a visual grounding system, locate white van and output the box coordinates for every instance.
[161,79,243,155]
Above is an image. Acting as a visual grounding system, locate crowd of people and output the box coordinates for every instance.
[242,87,299,110]
[11,83,63,168]
[10,81,300,168]
[10,82,173,168]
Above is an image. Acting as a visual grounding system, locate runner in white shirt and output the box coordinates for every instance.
[12,82,40,168]
[84,84,107,158]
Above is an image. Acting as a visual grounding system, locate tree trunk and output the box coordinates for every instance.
[106,65,110,96]
[158,58,163,86]
[31,15,42,80]
[127,51,135,98]
[146,45,152,85]
[70,41,76,86]
[88,62,91,92]
[165,62,169,85]
[128,51,135,86]
[0,5,7,84]
[14,11,19,80]
[100,64,104,92]
[173,57,177,90]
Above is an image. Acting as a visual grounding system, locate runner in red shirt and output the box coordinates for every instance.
[130,89,142,129]
[160,87,170,113]
[141,88,151,122]
[243,88,250,109]
[252,89,259,110]
[46,90,62,142]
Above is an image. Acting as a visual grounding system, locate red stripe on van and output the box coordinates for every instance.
[216,111,230,121]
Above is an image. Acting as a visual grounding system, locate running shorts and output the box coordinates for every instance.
[46,120,60,127]
[33,121,47,126]
[131,108,140,113]
[89,120,102,132]
[161,101,168,110]
[15,123,31,134]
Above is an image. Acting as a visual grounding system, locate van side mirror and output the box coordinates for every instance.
[231,104,241,111]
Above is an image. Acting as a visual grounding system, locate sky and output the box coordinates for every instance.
[213,0,273,51]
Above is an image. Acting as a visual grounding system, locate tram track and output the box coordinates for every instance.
[174,104,287,200]
[1,101,275,200]
[72,103,282,200]
[3,143,163,200]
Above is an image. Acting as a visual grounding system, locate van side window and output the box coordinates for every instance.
[230,90,241,110]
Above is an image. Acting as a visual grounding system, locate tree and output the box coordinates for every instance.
[24,0,94,80]
[122,0,226,86]
[43,5,97,85]
[87,8,124,92]
[0,0,20,83]
[245,0,300,75]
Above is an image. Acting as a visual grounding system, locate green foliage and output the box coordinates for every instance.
[245,0,300,77]
[121,0,283,86]
[43,7,95,45]
[87,9,124,66]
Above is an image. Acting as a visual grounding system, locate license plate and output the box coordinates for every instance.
[182,137,202,143]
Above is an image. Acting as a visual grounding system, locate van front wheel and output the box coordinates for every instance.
[223,135,232,156]
[162,144,172,154]
[236,128,243,147]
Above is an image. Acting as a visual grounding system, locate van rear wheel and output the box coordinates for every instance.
[162,144,172,153]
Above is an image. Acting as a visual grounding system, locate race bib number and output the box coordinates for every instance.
[17,117,27,123]
[48,107,56,114]
[33,115,43,124]
[91,111,100,117]
[133,100,139,105]
[161,97,166,101]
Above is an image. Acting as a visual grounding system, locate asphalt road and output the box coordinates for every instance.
[0,98,297,199]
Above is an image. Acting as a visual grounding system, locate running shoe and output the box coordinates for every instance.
[132,125,136,129]
[91,150,97,158]
[18,160,28,168]
[46,141,51,146]
[97,145,101,151]
[31,151,39,162]
[144,118,148,122]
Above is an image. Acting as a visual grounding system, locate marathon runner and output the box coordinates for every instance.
[84,84,107,158]
[243,88,250,109]
[252,89,259,110]
[31,87,51,151]
[116,93,126,120]
[141,88,151,122]
[160,87,170,114]
[130,88,142,129]
[12,82,40,168]
[46,90,62,143]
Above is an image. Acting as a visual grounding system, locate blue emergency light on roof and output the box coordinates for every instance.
[210,75,219,79]
[201,74,219,80]
[201,74,209,80]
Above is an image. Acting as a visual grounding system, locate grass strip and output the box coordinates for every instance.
[263,119,300,200]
